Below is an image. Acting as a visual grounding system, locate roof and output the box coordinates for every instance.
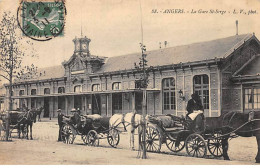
[238,55,260,76]
[96,34,253,73]
[14,33,254,83]
[15,65,65,82]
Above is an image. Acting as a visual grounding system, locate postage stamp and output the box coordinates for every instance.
[17,0,66,41]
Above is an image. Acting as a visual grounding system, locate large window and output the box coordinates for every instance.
[74,85,82,93]
[112,82,121,90]
[162,78,176,111]
[44,88,50,94]
[193,75,209,109]
[31,89,37,95]
[92,84,100,91]
[58,87,65,93]
[19,90,25,96]
[244,87,260,110]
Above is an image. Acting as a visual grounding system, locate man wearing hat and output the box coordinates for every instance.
[71,108,81,129]
[186,92,204,116]
[57,109,64,141]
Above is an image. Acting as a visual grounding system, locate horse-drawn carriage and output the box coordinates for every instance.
[61,114,120,147]
[0,111,28,140]
[143,111,260,159]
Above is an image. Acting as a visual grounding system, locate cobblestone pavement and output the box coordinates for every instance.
[0,118,258,165]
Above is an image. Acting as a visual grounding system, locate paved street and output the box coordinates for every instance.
[0,118,259,165]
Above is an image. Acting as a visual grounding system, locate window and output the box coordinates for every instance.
[162,78,176,110]
[44,88,50,94]
[58,87,65,94]
[193,75,209,109]
[74,85,82,93]
[31,89,37,95]
[112,82,121,90]
[244,87,260,110]
[19,90,25,96]
[92,84,100,91]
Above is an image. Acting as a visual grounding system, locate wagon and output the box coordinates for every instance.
[142,111,260,158]
[142,113,229,158]
[0,111,27,140]
[61,115,120,148]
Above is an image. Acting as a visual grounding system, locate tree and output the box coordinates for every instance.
[134,43,152,159]
[0,12,38,140]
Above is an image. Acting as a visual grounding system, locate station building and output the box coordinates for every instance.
[4,33,260,118]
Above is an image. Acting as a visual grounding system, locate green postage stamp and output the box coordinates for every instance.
[17,0,66,41]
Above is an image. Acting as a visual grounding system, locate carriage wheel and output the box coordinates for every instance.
[81,135,88,145]
[207,138,223,157]
[185,133,207,158]
[61,124,75,144]
[107,129,120,148]
[166,133,185,152]
[143,125,161,152]
[86,130,99,146]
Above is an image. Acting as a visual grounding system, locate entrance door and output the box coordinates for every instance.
[58,96,65,110]
[74,95,82,110]
[92,94,101,114]
[112,93,122,115]
[43,97,50,117]
[135,92,143,114]
[31,98,36,109]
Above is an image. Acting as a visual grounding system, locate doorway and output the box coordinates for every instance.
[135,92,143,114]
[43,97,50,117]
[92,94,101,114]
[74,95,82,110]
[112,93,122,115]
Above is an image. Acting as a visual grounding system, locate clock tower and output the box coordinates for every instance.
[73,36,91,56]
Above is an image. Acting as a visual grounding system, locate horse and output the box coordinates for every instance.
[203,111,260,163]
[32,107,44,122]
[17,109,37,140]
[109,112,143,150]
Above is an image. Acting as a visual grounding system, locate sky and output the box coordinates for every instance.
[0,0,260,71]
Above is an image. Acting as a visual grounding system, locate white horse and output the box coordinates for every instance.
[109,111,143,150]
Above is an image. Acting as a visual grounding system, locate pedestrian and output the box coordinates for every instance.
[57,109,64,142]
[186,92,204,116]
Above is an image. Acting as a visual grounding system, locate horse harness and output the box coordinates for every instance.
[120,112,138,132]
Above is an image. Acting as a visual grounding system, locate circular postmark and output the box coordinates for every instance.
[17,0,67,41]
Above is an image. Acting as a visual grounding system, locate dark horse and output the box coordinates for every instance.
[32,107,44,122]
[200,111,260,163]
[17,110,37,140]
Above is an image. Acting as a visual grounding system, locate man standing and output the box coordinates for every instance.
[57,109,64,142]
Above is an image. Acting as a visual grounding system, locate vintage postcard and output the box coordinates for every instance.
[0,0,260,165]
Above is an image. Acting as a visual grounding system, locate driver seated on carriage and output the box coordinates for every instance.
[186,93,205,131]
[70,108,84,128]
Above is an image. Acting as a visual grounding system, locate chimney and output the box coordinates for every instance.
[236,20,238,35]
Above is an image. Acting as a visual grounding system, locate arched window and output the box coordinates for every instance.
[44,88,50,94]
[58,87,65,93]
[92,84,100,91]
[19,90,25,96]
[74,85,82,92]
[162,78,176,112]
[112,82,121,90]
[31,89,37,95]
[193,74,209,109]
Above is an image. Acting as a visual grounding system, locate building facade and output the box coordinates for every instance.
[4,33,260,118]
